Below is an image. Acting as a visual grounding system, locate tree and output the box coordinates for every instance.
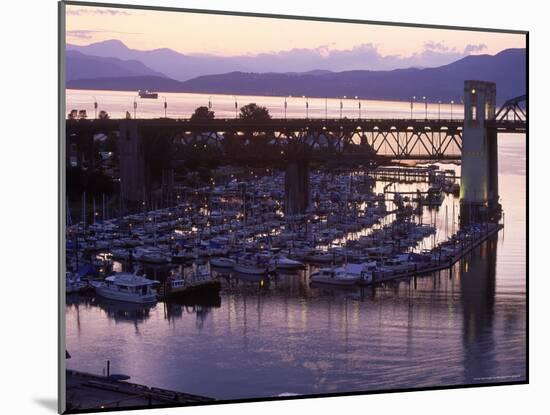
[190,106,215,122]
[98,110,110,119]
[239,103,271,122]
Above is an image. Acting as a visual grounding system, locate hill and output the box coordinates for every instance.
[66,50,166,81]
[66,48,526,103]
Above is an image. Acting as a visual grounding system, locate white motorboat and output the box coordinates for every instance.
[233,261,272,275]
[90,273,159,304]
[271,254,304,270]
[210,256,236,268]
[233,254,274,275]
[304,250,343,264]
[310,267,359,286]
[378,254,415,274]
[344,262,378,284]
[134,247,171,264]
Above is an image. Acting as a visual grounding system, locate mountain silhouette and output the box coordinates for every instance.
[66,48,526,104]
[66,50,166,80]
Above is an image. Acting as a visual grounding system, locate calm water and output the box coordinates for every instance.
[65,91,526,400]
[66,89,463,120]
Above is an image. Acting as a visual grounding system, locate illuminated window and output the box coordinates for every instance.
[485,102,493,119]
[471,105,477,121]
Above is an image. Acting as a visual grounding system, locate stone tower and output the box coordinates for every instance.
[460,80,500,226]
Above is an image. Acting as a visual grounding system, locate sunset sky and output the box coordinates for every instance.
[66,4,525,69]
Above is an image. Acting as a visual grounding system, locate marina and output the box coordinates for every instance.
[66,162,481,295]
[65,89,526,407]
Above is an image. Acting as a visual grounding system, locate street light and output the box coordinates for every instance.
[233,96,238,118]
[133,97,138,119]
[355,96,361,119]
[422,96,427,120]
[410,96,416,120]
[450,100,454,120]
[325,96,328,120]
[208,96,212,110]
[284,97,288,120]
[162,96,167,118]
[303,96,309,119]
[438,100,441,120]
[92,96,98,119]
[340,98,343,120]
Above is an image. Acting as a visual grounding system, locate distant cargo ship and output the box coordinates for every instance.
[138,89,158,99]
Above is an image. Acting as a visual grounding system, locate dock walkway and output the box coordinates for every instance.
[65,369,214,412]
[357,223,503,286]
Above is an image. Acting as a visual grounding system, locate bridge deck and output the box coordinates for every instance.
[66,117,525,133]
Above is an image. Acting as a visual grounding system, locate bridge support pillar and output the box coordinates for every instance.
[119,121,174,208]
[285,160,310,216]
[119,120,146,205]
[460,80,501,226]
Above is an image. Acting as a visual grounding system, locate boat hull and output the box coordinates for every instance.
[233,264,271,275]
[66,281,89,294]
[273,260,305,270]
[210,258,236,268]
[310,276,359,286]
[160,280,221,300]
[94,285,158,304]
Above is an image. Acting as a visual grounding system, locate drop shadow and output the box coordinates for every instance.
[34,398,57,413]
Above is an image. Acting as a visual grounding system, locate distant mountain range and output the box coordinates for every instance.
[174,48,525,103]
[66,50,165,81]
[66,39,516,82]
[66,47,526,104]
[67,39,281,81]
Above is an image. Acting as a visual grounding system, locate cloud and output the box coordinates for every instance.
[235,42,475,73]
[464,43,487,53]
[67,7,131,16]
[67,30,143,41]
[424,41,451,52]
[66,30,97,40]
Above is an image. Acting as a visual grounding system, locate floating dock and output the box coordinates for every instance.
[368,166,456,182]
[65,370,214,412]
[357,223,503,286]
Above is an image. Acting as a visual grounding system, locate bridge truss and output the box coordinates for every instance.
[67,110,528,164]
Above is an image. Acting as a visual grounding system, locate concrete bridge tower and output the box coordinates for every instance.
[119,120,174,208]
[460,80,500,226]
[284,161,310,216]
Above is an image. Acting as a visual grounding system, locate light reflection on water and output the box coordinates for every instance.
[65,105,526,400]
[67,89,463,120]
[66,236,525,399]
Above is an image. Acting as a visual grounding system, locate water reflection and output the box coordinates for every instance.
[163,297,221,330]
[461,236,497,383]
[65,136,526,399]
[66,234,525,399]
[67,292,221,330]
[95,297,155,324]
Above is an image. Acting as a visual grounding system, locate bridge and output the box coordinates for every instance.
[67,115,525,161]
[66,81,526,223]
